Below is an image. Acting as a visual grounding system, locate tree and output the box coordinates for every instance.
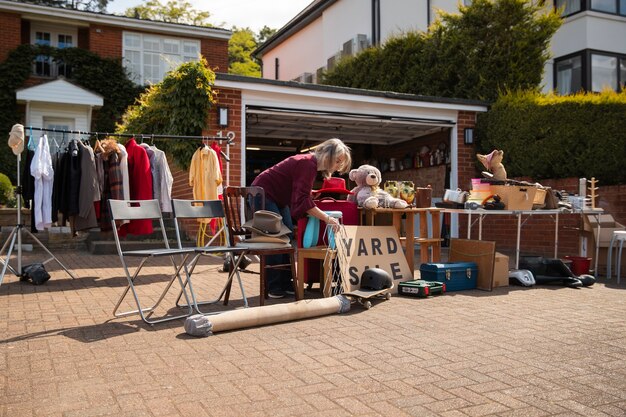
[323,0,562,102]
[257,25,277,44]
[229,27,261,76]
[117,58,217,170]
[125,0,211,26]
[17,0,108,12]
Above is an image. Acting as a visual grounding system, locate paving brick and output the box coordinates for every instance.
[1,250,626,416]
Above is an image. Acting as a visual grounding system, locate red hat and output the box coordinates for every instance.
[312,177,353,195]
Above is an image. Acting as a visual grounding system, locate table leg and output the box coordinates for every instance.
[554,212,559,259]
[419,211,428,264]
[431,210,441,262]
[516,213,522,269]
[467,211,472,239]
[595,214,601,275]
[296,251,305,300]
[401,212,415,277]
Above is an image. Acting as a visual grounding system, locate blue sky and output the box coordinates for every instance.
[108,0,313,32]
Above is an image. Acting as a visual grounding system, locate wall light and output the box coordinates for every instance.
[464,128,474,145]
[218,106,229,127]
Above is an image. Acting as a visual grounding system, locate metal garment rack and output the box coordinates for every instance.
[0,126,235,287]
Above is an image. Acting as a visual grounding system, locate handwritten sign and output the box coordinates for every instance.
[335,226,412,293]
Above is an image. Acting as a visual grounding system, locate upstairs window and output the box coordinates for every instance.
[557,0,626,16]
[123,32,200,85]
[32,24,75,77]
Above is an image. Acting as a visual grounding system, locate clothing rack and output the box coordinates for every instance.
[25,126,235,145]
[26,125,233,163]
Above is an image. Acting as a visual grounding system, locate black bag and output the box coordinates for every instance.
[21,263,51,285]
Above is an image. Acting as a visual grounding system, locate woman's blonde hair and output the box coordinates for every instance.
[314,138,352,178]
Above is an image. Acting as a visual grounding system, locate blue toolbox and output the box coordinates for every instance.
[398,280,446,297]
[419,262,478,291]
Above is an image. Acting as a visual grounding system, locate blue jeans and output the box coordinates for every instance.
[265,198,294,292]
[248,196,294,292]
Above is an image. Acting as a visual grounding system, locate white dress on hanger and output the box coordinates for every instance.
[30,134,54,231]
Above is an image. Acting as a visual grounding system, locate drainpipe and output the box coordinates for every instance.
[427,0,431,28]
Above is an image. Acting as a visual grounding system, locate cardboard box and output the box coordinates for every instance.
[583,214,625,247]
[492,252,510,288]
[490,185,537,211]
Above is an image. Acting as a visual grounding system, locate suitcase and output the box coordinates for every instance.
[297,198,358,283]
[419,262,478,291]
[398,280,445,297]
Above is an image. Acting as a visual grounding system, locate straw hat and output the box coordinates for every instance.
[8,124,24,156]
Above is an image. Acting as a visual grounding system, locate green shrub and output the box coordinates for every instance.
[476,89,626,184]
[0,173,14,206]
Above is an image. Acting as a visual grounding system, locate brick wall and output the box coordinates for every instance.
[202,39,229,73]
[205,87,243,187]
[457,110,477,191]
[0,12,22,62]
[89,25,122,58]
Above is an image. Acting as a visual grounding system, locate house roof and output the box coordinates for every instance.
[254,0,335,57]
[16,77,103,107]
[0,0,231,40]
[215,73,488,147]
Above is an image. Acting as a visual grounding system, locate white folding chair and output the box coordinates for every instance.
[171,199,249,313]
[109,199,196,324]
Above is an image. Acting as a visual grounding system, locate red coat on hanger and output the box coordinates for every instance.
[118,138,154,237]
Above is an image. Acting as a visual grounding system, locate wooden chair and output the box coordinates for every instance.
[222,186,299,305]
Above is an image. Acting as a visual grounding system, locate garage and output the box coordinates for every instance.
[212,74,489,235]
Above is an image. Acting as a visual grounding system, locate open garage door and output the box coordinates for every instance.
[244,105,456,190]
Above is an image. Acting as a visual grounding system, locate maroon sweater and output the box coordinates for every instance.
[251,153,317,219]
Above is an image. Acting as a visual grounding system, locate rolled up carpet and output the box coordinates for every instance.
[185,295,351,337]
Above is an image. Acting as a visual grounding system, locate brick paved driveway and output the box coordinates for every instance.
[1,250,625,417]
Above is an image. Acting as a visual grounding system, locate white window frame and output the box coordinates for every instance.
[122,31,200,85]
[31,23,77,78]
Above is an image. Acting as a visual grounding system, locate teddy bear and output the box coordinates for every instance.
[476,150,507,181]
[347,165,409,209]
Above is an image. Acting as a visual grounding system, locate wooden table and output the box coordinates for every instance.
[360,207,443,275]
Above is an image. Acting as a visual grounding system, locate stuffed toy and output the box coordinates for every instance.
[348,165,409,209]
[477,150,507,181]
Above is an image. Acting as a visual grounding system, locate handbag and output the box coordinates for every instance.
[21,263,51,285]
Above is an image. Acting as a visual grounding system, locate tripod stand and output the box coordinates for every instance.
[0,151,76,287]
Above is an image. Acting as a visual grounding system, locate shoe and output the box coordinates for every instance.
[285,288,295,296]
[268,289,286,299]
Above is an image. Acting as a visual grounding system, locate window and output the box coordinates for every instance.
[43,119,74,154]
[591,54,618,91]
[555,50,626,94]
[558,0,626,15]
[556,56,582,95]
[123,32,200,85]
[32,26,75,77]
[556,0,581,15]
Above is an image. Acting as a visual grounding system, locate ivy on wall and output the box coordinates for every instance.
[117,57,217,170]
[476,90,626,185]
[0,44,142,182]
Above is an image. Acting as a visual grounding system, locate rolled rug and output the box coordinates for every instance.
[185,295,351,337]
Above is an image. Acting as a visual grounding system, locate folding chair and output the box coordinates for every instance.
[109,199,197,324]
[222,186,300,306]
[171,199,249,313]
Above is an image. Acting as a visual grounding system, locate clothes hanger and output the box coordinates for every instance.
[27,126,36,151]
